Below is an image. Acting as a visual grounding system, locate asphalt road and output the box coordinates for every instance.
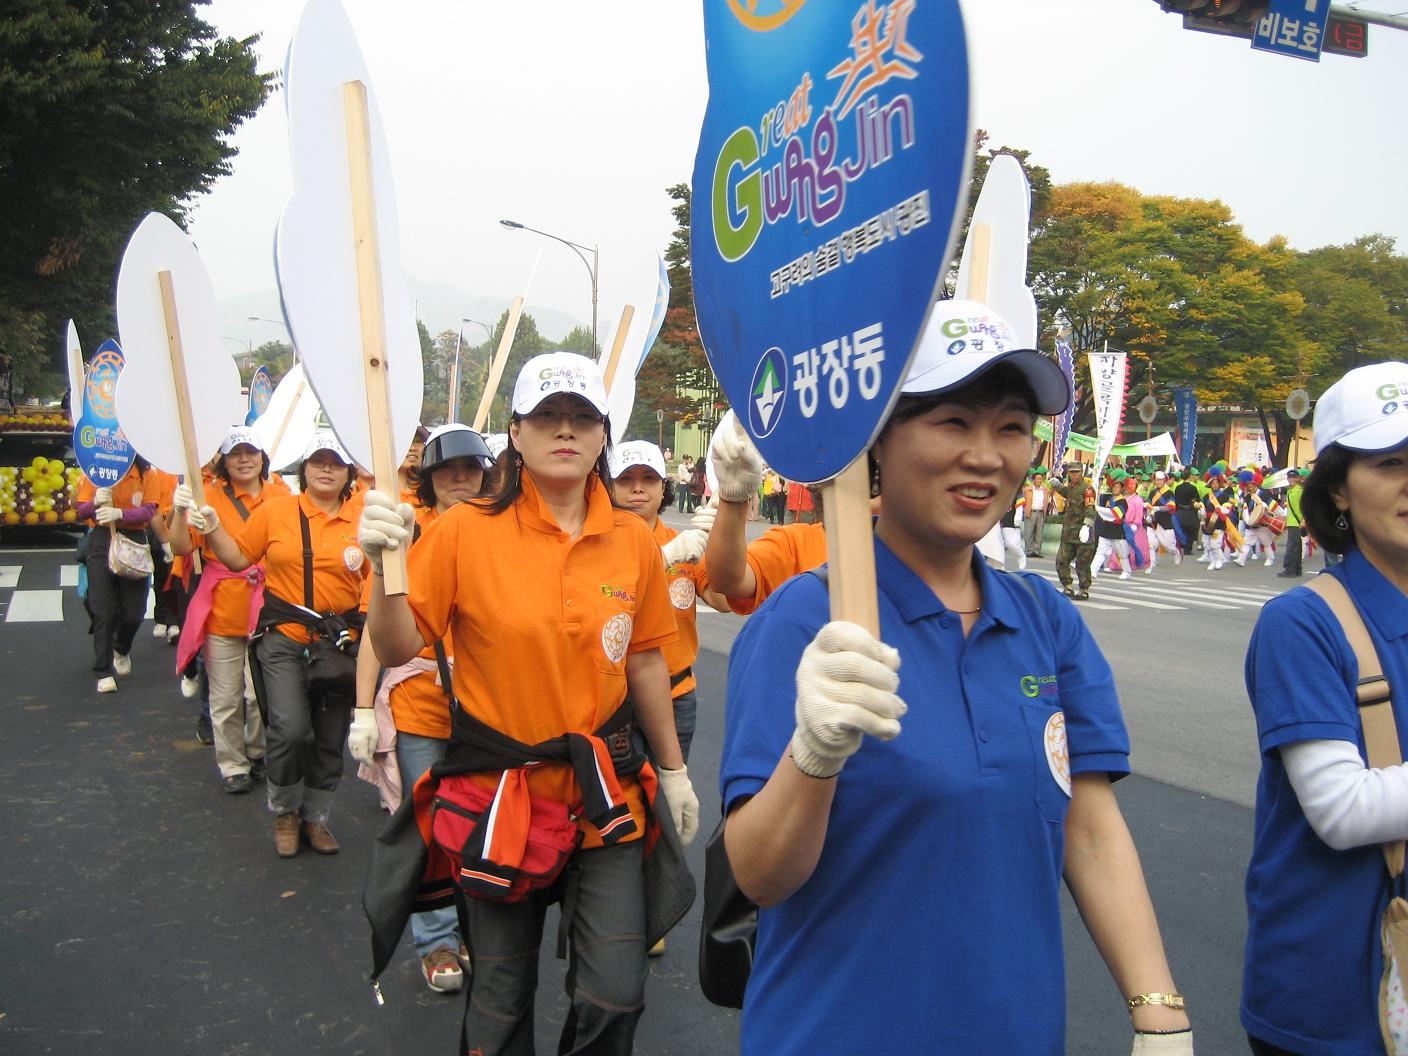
[0,529,1287,1055]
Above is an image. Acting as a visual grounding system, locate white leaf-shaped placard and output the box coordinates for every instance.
[114,213,245,475]
[606,253,669,445]
[65,320,84,421]
[274,0,422,470]
[955,154,1038,349]
[253,363,322,472]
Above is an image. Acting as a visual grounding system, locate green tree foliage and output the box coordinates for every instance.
[0,0,273,393]
[240,340,294,386]
[1288,235,1408,381]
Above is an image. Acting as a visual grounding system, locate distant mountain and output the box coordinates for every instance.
[217,277,588,349]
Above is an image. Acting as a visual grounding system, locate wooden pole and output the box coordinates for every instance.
[472,296,524,433]
[343,79,407,595]
[965,223,991,303]
[600,305,636,395]
[822,457,879,634]
[267,374,308,464]
[158,269,205,573]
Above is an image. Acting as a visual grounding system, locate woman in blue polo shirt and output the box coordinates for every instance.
[1243,361,1408,1056]
[720,301,1192,1056]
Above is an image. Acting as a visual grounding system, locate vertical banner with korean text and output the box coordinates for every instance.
[1052,338,1076,464]
[1088,350,1128,482]
[1172,385,1198,467]
[691,0,971,484]
[73,339,137,487]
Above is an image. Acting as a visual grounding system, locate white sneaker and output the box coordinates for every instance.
[97,676,118,693]
[152,623,168,638]
[1234,555,1249,567]
[180,675,200,699]
[1119,571,1131,580]
[1175,552,1183,564]
[1264,557,1275,567]
[113,653,132,676]
[1144,565,1154,575]
[1196,553,1209,563]
[166,625,180,644]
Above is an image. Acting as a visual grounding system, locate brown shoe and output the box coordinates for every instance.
[301,820,340,855]
[274,811,301,858]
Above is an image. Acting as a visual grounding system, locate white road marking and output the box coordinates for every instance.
[59,566,79,587]
[5,590,64,622]
[0,566,19,588]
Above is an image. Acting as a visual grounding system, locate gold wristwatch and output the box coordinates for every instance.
[1127,992,1186,1013]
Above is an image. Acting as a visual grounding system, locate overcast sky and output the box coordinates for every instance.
[187,0,1408,342]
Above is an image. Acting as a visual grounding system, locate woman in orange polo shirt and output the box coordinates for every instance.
[189,432,367,858]
[608,439,729,765]
[76,461,158,693]
[360,352,699,1056]
[171,427,290,795]
[350,422,494,996]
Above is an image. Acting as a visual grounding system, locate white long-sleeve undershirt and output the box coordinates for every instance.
[1283,738,1408,852]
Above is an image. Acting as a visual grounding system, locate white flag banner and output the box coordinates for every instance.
[1088,351,1128,482]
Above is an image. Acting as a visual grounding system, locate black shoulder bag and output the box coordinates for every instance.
[299,507,359,699]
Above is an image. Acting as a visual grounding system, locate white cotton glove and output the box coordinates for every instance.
[689,501,718,535]
[1078,525,1092,544]
[93,486,113,507]
[661,529,708,567]
[357,490,415,575]
[789,621,905,779]
[94,505,123,525]
[172,483,196,514]
[657,765,699,847]
[1132,1029,1194,1055]
[187,505,220,535]
[347,707,378,763]
[161,542,173,561]
[710,415,764,504]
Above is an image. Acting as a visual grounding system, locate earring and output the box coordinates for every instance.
[514,455,523,470]
[1335,511,1350,531]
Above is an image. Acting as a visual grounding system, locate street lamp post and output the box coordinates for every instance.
[499,219,598,354]
[450,318,493,424]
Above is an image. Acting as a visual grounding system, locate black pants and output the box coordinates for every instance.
[149,538,178,626]
[1282,526,1303,575]
[1248,1035,1302,1055]
[85,534,148,675]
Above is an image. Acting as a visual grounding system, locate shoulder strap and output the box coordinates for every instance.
[223,484,252,522]
[433,639,456,710]
[1306,574,1405,878]
[298,506,315,611]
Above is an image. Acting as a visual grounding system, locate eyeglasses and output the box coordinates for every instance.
[524,406,605,432]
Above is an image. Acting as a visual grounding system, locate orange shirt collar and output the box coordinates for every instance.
[516,470,616,538]
[297,490,351,524]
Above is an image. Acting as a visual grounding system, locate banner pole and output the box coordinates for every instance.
[472,296,524,433]
[343,79,408,596]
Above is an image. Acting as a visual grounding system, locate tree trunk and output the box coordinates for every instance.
[1255,405,1280,466]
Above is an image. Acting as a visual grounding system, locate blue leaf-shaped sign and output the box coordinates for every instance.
[691,0,971,482]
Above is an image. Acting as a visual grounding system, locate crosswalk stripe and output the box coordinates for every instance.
[0,566,20,589]
[59,566,79,587]
[1093,581,1241,610]
[1104,579,1266,609]
[1032,572,1182,610]
[5,590,64,622]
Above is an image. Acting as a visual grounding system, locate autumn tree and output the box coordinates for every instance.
[0,1,273,395]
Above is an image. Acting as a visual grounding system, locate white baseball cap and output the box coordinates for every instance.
[901,299,1071,416]
[485,433,509,460]
[301,430,353,466]
[1313,361,1408,457]
[609,440,667,479]
[511,352,609,418]
[220,426,264,455]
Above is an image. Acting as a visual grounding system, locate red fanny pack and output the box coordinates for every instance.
[431,772,581,903]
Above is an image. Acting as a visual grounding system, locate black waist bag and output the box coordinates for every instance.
[298,506,359,698]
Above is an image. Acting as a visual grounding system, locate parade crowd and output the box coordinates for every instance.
[68,312,1408,1055]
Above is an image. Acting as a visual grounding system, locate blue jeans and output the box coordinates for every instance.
[672,689,698,764]
[397,732,461,957]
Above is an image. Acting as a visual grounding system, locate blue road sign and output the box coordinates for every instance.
[1252,0,1329,61]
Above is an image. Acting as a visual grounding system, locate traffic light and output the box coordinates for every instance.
[1155,0,1271,25]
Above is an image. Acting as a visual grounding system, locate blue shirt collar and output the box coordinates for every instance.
[1338,548,1408,641]
[875,537,1023,630]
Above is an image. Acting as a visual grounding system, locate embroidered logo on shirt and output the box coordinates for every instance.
[1020,673,1058,699]
[601,612,633,665]
[343,545,364,573]
[1044,711,1071,797]
[668,576,696,610]
[599,584,636,603]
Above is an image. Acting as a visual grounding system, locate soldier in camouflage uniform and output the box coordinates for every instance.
[1051,461,1098,599]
